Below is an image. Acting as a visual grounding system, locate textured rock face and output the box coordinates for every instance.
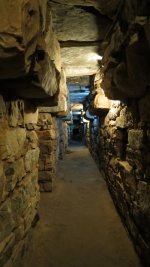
[51,2,113,76]
[0,0,40,78]
[86,98,150,267]
[0,94,40,267]
[52,4,111,42]
[100,1,150,100]
[37,113,57,192]
[0,1,63,105]
[50,0,121,16]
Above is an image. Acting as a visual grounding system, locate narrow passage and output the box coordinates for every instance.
[22,142,142,267]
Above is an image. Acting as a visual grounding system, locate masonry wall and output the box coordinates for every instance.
[37,113,57,192]
[56,119,68,159]
[86,96,150,267]
[0,94,40,267]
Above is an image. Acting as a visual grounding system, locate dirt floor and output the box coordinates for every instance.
[21,142,142,267]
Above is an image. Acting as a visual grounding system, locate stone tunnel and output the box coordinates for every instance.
[0,0,150,266]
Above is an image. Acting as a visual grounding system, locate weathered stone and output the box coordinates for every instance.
[133,201,150,241]
[139,94,150,122]
[126,148,144,173]
[137,181,150,219]
[50,0,121,16]
[0,95,6,123]
[9,101,19,127]
[0,0,40,79]
[37,113,53,127]
[11,188,29,222]
[116,107,133,128]
[38,171,55,182]
[39,140,55,154]
[145,166,150,181]
[24,147,40,172]
[61,46,100,76]
[0,128,26,160]
[119,161,137,195]
[0,200,16,243]
[0,233,15,267]
[119,161,133,173]
[24,102,38,125]
[114,141,124,159]
[37,129,56,140]
[0,164,5,200]
[94,93,111,110]
[43,181,53,192]
[114,61,146,98]
[45,14,61,73]
[109,157,119,172]
[52,4,111,42]
[126,38,150,86]
[24,207,37,235]
[27,131,38,149]
[128,130,144,150]
[3,240,25,267]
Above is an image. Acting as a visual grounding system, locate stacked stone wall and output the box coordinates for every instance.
[86,97,150,266]
[57,119,68,159]
[0,94,40,267]
[37,113,57,192]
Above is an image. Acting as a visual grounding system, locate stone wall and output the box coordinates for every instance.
[37,113,57,192]
[0,94,40,267]
[86,97,150,266]
[56,119,68,159]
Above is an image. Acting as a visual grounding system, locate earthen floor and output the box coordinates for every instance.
[22,142,142,267]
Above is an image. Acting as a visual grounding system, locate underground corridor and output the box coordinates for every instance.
[0,1,150,267]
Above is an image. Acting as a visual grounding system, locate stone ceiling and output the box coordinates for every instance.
[50,0,121,104]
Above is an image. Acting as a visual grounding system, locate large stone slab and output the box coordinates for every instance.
[51,4,111,42]
[50,0,121,15]
[0,0,40,78]
[61,46,100,76]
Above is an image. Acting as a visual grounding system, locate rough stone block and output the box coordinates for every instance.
[5,158,26,191]
[119,161,137,195]
[24,102,38,124]
[0,0,40,79]
[116,107,133,128]
[39,140,55,154]
[27,131,38,149]
[0,233,15,267]
[119,161,133,173]
[20,169,39,198]
[0,163,5,200]
[38,171,54,182]
[137,181,150,218]
[0,95,6,123]
[37,129,56,140]
[0,200,16,243]
[4,240,25,267]
[9,101,19,127]
[0,128,26,160]
[37,113,53,127]
[24,147,40,172]
[11,188,29,222]
[139,94,150,122]
[128,130,144,150]
[43,181,53,192]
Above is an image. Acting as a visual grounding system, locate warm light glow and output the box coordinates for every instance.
[110,107,117,114]
[101,88,104,94]
[110,100,121,114]
[88,53,102,62]
[112,100,120,107]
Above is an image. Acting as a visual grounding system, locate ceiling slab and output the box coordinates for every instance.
[61,46,101,76]
[50,0,121,16]
[51,4,112,42]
